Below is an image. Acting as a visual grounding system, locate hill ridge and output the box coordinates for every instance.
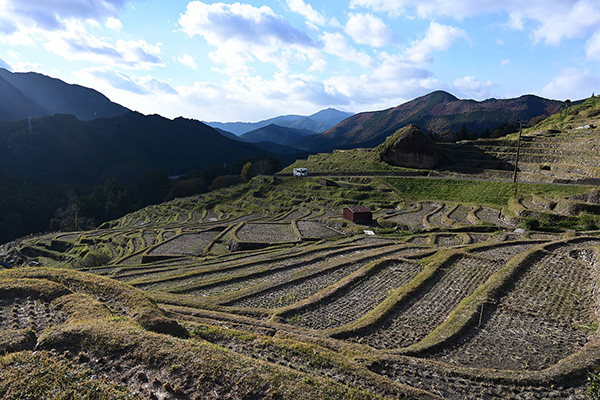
[298,90,564,151]
[0,111,272,185]
[0,68,129,122]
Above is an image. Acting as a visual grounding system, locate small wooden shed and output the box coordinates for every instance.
[343,206,373,223]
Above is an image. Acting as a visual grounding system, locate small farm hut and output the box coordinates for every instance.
[343,206,373,223]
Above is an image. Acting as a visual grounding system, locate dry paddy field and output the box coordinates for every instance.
[4,192,600,399]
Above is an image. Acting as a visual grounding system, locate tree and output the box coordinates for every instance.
[248,156,281,176]
[209,175,243,191]
[136,170,169,207]
[168,178,206,199]
[241,162,252,182]
[50,188,81,231]
[564,99,572,116]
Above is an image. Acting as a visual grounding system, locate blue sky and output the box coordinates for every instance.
[1,0,600,122]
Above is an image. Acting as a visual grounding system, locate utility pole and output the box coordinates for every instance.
[513,122,523,197]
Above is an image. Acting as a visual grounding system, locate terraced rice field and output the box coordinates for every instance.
[284,259,424,329]
[4,180,600,399]
[236,222,298,243]
[146,230,220,256]
[296,220,340,238]
[345,254,509,349]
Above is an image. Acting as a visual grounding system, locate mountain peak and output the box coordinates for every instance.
[420,90,459,104]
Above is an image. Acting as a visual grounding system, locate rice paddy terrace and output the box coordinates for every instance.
[4,95,600,399]
[2,170,600,399]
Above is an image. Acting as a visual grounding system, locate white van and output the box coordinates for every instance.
[293,168,308,177]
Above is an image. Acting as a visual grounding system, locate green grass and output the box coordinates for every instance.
[39,318,386,400]
[522,212,600,232]
[386,177,588,206]
[282,148,415,174]
[207,176,396,216]
[0,351,136,400]
[529,95,600,133]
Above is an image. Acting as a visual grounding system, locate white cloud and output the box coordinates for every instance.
[286,0,326,25]
[344,13,395,47]
[172,73,350,121]
[506,12,524,30]
[530,1,600,45]
[308,58,327,72]
[541,68,599,100]
[0,2,163,71]
[500,58,511,67]
[76,67,177,95]
[137,75,178,95]
[350,1,600,46]
[1,0,127,31]
[179,1,321,76]
[0,23,36,46]
[179,2,318,48]
[404,21,469,64]
[321,32,373,66]
[6,50,20,59]
[0,56,11,69]
[178,53,198,69]
[105,17,123,30]
[43,21,164,70]
[587,30,600,60]
[452,75,493,99]
[13,61,45,72]
[0,17,17,35]
[349,0,503,19]
[323,51,439,109]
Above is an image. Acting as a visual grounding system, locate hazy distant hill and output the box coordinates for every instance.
[239,123,313,147]
[0,68,129,122]
[298,91,565,151]
[287,108,355,133]
[247,140,307,156]
[0,112,271,185]
[206,108,354,136]
[213,127,241,141]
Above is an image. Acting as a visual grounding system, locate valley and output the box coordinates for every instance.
[2,75,600,398]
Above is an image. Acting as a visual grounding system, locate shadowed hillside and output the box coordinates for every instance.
[239,123,313,146]
[0,68,129,122]
[0,112,274,185]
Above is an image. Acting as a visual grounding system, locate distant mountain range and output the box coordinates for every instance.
[239,124,314,146]
[297,91,565,151]
[205,108,354,136]
[0,67,571,186]
[0,68,129,122]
